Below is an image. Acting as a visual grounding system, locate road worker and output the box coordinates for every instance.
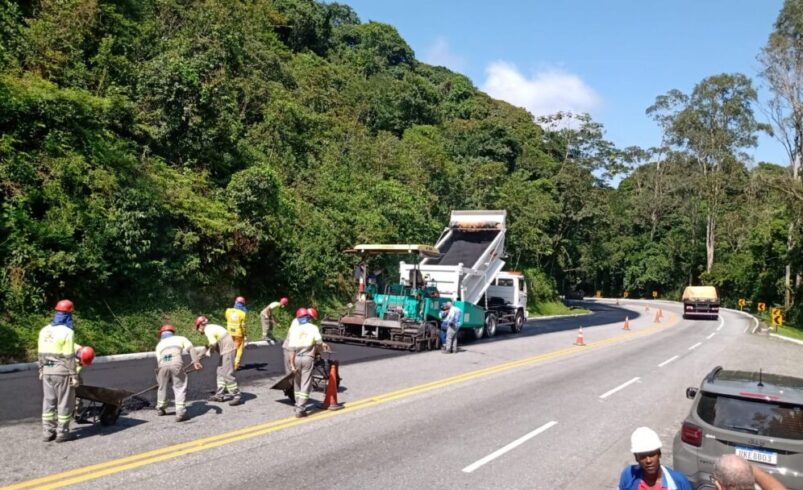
[439,300,463,354]
[260,296,288,345]
[195,315,242,406]
[286,307,327,418]
[618,427,691,490]
[155,324,203,421]
[225,296,248,370]
[72,346,95,422]
[38,299,80,442]
[283,307,307,374]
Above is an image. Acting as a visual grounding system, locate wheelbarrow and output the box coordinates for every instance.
[74,385,138,426]
[271,354,342,404]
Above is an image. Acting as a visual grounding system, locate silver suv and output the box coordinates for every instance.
[673,366,803,489]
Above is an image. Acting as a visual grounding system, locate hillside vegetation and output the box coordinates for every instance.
[0,0,800,361]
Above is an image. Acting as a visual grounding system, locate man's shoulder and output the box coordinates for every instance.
[663,466,692,489]
[617,465,640,489]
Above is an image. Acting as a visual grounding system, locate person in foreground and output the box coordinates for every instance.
[713,454,786,490]
[618,427,692,490]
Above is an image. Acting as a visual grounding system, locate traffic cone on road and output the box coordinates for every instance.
[658,308,663,319]
[623,316,630,331]
[654,309,661,323]
[574,326,586,346]
[322,361,344,411]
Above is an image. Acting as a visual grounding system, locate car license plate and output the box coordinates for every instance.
[735,446,778,465]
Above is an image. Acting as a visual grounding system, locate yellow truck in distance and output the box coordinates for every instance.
[682,286,719,320]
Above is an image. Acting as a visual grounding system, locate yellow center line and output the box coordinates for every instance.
[4,313,677,490]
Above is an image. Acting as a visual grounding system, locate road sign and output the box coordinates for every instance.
[595,290,602,298]
[738,298,746,311]
[623,291,629,298]
[652,290,658,299]
[757,302,766,312]
[771,308,783,327]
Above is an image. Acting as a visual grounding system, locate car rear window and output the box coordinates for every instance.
[697,392,803,440]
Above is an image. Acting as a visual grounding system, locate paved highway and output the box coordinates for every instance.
[1,300,799,489]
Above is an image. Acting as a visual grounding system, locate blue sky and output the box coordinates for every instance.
[341,0,788,166]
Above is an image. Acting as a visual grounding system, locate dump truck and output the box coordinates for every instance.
[682,286,719,320]
[320,210,528,350]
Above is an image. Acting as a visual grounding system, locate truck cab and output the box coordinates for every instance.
[682,286,719,320]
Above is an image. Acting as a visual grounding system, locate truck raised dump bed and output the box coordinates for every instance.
[682,286,720,320]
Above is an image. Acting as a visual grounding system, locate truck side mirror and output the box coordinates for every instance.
[685,387,698,399]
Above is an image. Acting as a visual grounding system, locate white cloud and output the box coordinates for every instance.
[481,61,601,118]
[423,37,467,73]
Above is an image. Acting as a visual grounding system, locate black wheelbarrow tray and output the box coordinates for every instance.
[74,385,136,426]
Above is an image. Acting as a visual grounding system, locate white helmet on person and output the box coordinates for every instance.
[630,427,662,454]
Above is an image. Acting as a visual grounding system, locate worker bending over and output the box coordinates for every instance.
[287,307,326,418]
[195,315,242,406]
[225,296,247,370]
[155,324,203,421]
[38,299,81,442]
[260,296,288,345]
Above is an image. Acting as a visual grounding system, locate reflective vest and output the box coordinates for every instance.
[225,308,246,337]
[204,324,229,346]
[155,335,196,368]
[38,324,77,375]
[287,322,322,357]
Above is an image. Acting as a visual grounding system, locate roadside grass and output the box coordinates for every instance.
[529,301,590,317]
[771,324,803,341]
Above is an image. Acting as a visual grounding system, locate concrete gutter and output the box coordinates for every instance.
[0,340,273,375]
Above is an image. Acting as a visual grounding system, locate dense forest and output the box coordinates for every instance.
[0,0,801,361]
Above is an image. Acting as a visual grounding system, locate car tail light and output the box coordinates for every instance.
[681,422,702,447]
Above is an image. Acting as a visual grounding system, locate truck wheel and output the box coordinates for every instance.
[484,312,497,337]
[473,325,484,340]
[512,310,525,333]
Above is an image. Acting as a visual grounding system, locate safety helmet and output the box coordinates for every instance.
[194,315,209,330]
[630,427,662,454]
[280,297,289,307]
[159,324,176,336]
[235,296,246,305]
[307,307,318,320]
[78,346,95,366]
[295,307,308,319]
[55,299,74,313]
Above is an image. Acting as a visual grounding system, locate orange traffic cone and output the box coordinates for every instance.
[658,308,663,319]
[574,326,586,346]
[322,361,344,411]
[623,316,630,331]
[654,309,661,323]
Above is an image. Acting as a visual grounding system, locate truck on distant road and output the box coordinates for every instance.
[682,286,719,320]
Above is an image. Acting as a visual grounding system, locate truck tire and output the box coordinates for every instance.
[512,309,525,333]
[473,324,484,340]
[484,312,498,337]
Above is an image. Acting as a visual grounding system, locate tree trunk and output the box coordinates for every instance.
[706,212,715,273]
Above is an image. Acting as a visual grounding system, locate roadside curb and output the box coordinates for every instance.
[769,333,803,346]
[0,340,272,374]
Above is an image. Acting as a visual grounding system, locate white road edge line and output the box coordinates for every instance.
[461,421,558,473]
[688,342,702,351]
[706,333,716,340]
[599,377,641,399]
[717,317,724,331]
[658,355,679,368]
[751,316,760,334]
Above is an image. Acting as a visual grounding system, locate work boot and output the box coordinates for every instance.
[55,433,72,443]
[175,412,188,422]
[156,407,166,416]
[266,335,277,346]
[228,395,242,406]
[42,432,56,442]
[209,393,226,402]
[294,411,307,419]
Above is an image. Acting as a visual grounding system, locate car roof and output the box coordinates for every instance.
[702,368,803,404]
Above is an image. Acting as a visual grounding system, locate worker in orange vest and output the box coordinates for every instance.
[225,296,247,370]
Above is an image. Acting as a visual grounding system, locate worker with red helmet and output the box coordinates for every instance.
[286,307,327,418]
[195,315,242,406]
[38,299,81,442]
[282,307,307,374]
[225,296,248,370]
[260,296,289,345]
[155,324,203,422]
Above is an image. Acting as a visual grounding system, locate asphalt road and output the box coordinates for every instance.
[1,300,799,489]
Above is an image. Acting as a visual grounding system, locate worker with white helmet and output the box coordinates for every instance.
[195,315,242,406]
[154,324,203,422]
[260,296,289,345]
[38,299,82,442]
[618,427,692,490]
